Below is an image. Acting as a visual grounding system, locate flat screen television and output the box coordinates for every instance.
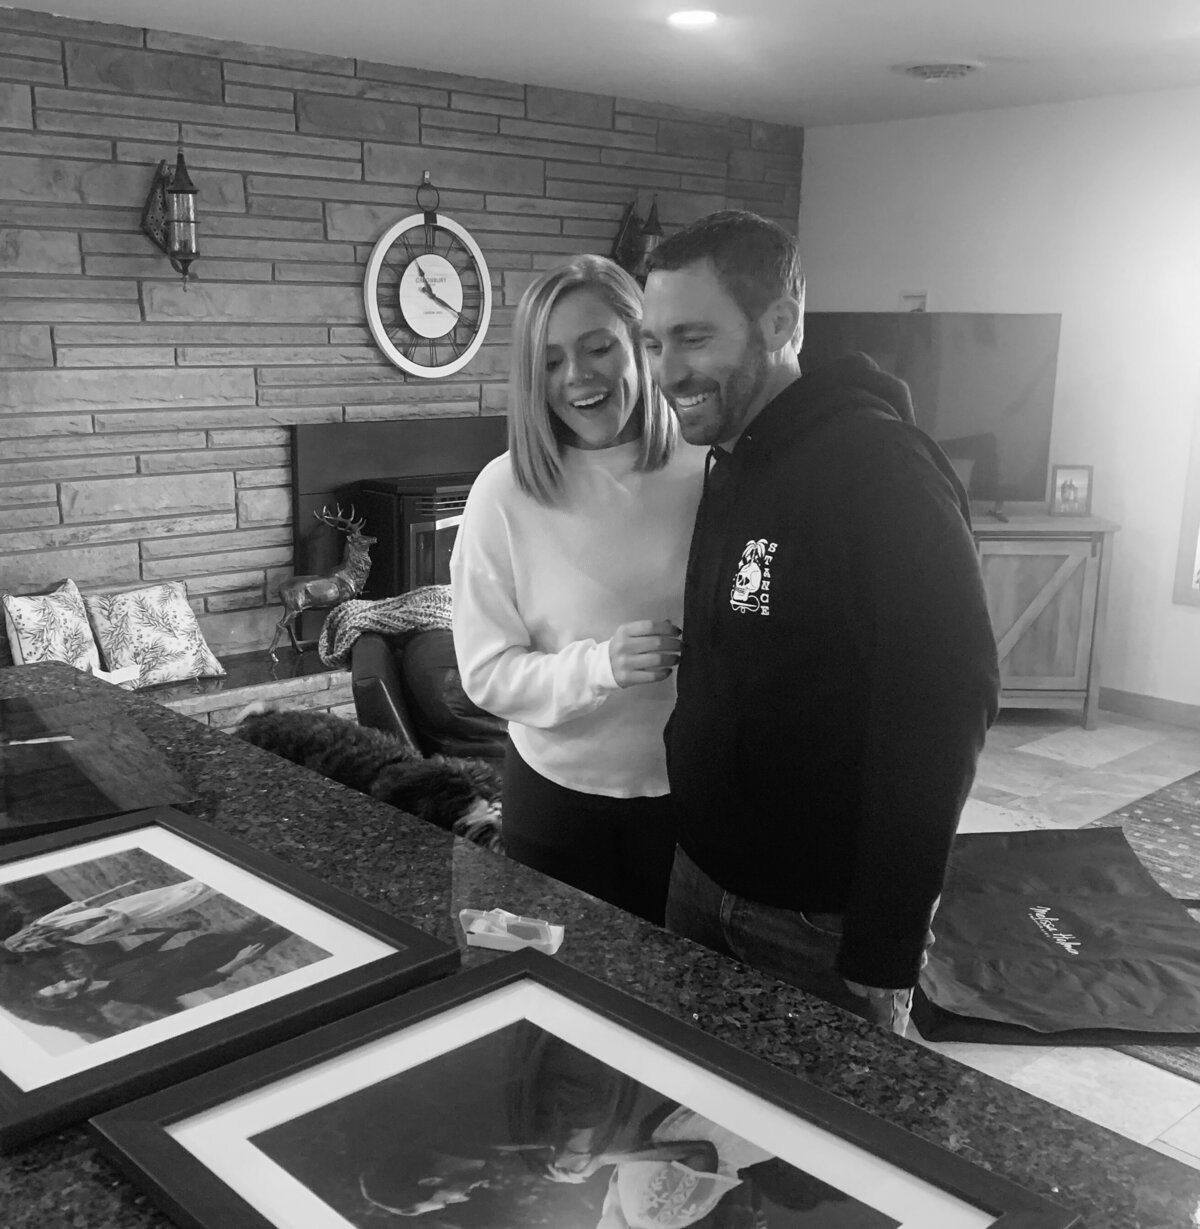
[799,312,1062,506]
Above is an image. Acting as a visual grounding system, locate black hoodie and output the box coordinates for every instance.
[666,353,1000,989]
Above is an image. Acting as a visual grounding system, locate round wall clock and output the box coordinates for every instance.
[364,204,493,379]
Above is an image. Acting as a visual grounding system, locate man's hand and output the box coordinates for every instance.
[609,619,682,688]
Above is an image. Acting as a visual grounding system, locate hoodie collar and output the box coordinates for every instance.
[731,351,917,461]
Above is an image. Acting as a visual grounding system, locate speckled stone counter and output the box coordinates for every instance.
[3,663,1199,1229]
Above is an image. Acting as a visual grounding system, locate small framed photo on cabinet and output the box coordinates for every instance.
[1050,465,1094,516]
[0,806,458,1150]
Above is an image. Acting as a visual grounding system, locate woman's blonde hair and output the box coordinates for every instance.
[507,254,677,505]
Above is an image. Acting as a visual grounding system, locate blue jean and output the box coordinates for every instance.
[664,846,914,1036]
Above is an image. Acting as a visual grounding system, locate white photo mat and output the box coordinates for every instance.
[168,978,994,1229]
[0,825,393,1091]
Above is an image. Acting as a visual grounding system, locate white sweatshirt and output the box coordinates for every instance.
[450,439,706,798]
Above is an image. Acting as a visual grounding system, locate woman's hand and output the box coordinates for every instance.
[547,1132,605,1182]
[608,620,682,688]
[215,943,267,976]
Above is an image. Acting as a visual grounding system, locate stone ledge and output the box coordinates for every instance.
[148,647,354,726]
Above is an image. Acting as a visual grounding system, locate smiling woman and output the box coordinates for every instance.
[449,255,707,925]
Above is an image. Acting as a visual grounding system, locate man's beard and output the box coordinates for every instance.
[719,329,770,441]
[675,330,770,447]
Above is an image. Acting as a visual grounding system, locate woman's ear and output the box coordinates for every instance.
[759,295,802,354]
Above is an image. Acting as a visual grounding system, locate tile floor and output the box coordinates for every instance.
[911,705,1200,1168]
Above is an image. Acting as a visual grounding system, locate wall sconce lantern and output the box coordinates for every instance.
[634,196,663,280]
[141,146,198,288]
[610,199,643,276]
[611,195,663,284]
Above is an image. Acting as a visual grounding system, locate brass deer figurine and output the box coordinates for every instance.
[267,505,378,660]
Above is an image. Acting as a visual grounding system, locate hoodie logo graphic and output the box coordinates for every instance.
[730,539,776,615]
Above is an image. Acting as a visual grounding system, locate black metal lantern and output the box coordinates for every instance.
[640,197,663,256]
[633,196,663,281]
[610,199,643,276]
[141,146,198,287]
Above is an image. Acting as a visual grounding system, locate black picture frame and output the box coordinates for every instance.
[0,806,458,1150]
[92,950,1079,1229]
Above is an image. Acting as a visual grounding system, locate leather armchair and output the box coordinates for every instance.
[351,629,507,762]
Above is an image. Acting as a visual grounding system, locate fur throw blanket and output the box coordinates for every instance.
[317,585,452,668]
[234,707,502,852]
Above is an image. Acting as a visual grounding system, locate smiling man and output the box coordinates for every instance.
[640,211,1000,1035]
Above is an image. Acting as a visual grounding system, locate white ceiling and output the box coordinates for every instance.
[10,0,1200,126]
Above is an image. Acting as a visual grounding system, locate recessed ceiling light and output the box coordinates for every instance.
[668,10,718,29]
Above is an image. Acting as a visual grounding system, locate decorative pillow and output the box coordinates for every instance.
[2,579,103,674]
[84,581,225,690]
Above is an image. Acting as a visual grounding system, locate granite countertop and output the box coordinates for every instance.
[3,663,1199,1229]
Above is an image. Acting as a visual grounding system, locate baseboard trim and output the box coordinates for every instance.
[1100,687,1200,730]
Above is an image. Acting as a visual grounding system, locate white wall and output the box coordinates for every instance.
[799,88,1200,708]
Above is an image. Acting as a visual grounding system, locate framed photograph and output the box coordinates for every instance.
[1049,465,1094,517]
[92,950,1078,1229]
[0,806,458,1149]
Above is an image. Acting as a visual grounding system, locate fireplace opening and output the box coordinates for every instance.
[290,417,507,640]
[356,473,475,597]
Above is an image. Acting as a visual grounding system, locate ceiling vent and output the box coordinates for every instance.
[895,61,983,83]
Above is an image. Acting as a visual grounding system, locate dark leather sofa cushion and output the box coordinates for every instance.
[398,629,501,742]
[352,628,506,761]
[350,631,423,756]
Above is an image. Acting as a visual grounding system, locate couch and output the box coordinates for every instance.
[350,628,507,762]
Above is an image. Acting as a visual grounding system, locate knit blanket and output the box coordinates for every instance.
[317,585,453,668]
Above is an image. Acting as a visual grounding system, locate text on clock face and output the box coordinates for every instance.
[398,255,465,339]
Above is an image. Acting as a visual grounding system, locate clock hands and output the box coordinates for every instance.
[414,259,461,318]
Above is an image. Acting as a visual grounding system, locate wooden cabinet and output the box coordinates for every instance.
[973,515,1118,728]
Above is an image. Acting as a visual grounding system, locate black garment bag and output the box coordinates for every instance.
[913,827,1200,1044]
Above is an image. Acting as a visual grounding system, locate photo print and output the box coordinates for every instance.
[98,958,1063,1229]
[0,845,328,1056]
[250,1018,901,1228]
[1049,465,1093,517]
[0,821,397,1095]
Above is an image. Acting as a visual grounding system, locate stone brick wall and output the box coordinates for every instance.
[0,6,804,655]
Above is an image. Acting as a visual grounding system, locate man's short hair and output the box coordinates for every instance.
[646,209,804,322]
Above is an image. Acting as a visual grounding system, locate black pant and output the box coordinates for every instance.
[502,742,677,925]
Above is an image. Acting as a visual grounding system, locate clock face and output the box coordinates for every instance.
[399,254,464,339]
[364,213,492,378]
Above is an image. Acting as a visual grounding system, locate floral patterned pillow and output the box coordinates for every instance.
[2,579,103,673]
[84,581,225,690]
